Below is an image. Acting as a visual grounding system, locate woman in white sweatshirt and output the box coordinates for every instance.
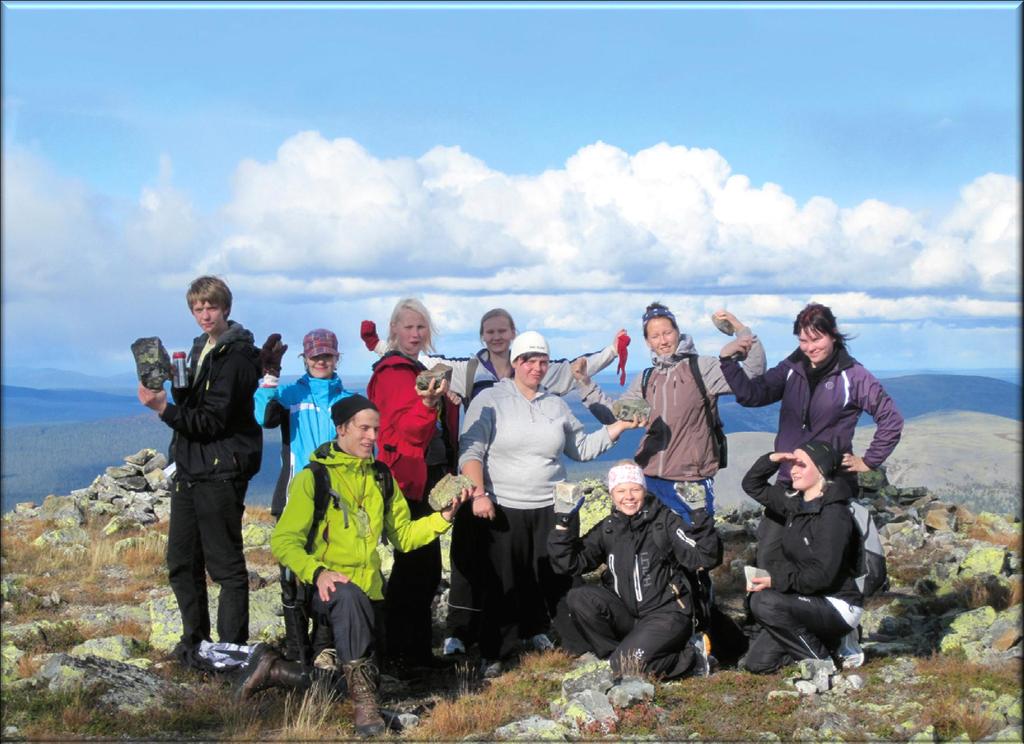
[458,331,644,677]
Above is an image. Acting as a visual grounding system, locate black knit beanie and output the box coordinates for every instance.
[799,440,842,479]
[331,394,378,426]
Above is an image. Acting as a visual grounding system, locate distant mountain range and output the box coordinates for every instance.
[1,372,1020,513]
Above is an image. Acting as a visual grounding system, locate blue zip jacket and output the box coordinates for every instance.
[254,373,353,516]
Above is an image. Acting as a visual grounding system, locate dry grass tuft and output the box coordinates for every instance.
[16,653,43,679]
[277,678,345,739]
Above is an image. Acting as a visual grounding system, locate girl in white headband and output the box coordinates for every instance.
[548,460,723,680]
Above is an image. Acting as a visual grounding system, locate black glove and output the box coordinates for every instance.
[260,333,288,377]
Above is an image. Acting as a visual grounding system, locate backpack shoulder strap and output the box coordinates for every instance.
[463,357,480,411]
[372,460,395,511]
[304,461,332,554]
[687,354,723,456]
[640,366,655,399]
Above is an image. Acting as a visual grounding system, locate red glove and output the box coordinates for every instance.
[360,320,380,352]
[616,333,631,386]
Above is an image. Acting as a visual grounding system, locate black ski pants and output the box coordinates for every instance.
[167,478,250,646]
[445,503,487,646]
[384,494,442,663]
[744,589,852,674]
[480,503,571,660]
[566,585,697,678]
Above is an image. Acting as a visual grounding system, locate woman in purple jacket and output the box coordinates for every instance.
[719,303,903,560]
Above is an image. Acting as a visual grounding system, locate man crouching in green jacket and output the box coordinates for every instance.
[238,394,467,736]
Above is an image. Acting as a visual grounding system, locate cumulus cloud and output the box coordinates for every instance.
[1,134,1019,374]
[210,132,1021,300]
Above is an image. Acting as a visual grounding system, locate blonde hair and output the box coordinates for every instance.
[388,297,437,353]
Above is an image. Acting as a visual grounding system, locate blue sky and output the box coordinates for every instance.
[2,1,1020,380]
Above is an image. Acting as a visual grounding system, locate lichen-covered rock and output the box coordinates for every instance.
[141,451,168,473]
[984,604,1022,654]
[143,468,169,491]
[69,635,143,663]
[131,336,172,391]
[940,605,998,654]
[33,526,89,548]
[494,715,569,741]
[39,495,85,528]
[415,363,452,391]
[426,473,474,512]
[958,545,1009,578]
[607,677,655,708]
[553,481,583,512]
[560,658,614,698]
[612,398,652,422]
[14,502,38,517]
[242,522,275,548]
[923,504,956,532]
[1,642,24,684]
[102,515,144,536]
[125,448,158,466]
[857,468,888,492]
[965,512,1020,546]
[106,464,141,479]
[555,689,618,733]
[38,653,179,714]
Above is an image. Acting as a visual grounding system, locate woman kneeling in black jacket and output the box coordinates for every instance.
[549,461,722,679]
[741,441,863,673]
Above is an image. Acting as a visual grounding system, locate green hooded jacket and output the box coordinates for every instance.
[270,442,450,600]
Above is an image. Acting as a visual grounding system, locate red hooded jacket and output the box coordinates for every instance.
[367,351,459,501]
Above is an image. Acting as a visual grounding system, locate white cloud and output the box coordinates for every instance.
[1,136,1019,375]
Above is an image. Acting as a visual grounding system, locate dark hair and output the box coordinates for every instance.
[792,303,853,349]
[642,302,679,338]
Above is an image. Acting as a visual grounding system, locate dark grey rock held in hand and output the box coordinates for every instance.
[131,337,172,391]
[415,363,453,391]
[426,473,475,511]
[612,398,651,421]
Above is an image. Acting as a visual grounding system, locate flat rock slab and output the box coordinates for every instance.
[39,653,181,714]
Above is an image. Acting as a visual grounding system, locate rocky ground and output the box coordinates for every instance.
[1,448,1021,741]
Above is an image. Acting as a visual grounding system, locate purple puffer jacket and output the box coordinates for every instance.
[720,347,904,483]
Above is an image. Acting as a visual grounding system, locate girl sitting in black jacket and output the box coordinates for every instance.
[741,441,864,673]
[549,461,722,679]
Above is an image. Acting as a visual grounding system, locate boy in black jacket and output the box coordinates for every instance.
[549,461,722,679]
[138,275,262,658]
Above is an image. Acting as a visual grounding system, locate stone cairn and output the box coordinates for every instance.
[14,448,172,558]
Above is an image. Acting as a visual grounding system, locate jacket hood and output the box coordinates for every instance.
[649,334,697,369]
[788,476,853,512]
[310,441,375,470]
[371,350,425,374]
[785,345,857,374]
[191,320,255,352]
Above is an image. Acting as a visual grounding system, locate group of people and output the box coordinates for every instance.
[138,275,903,736]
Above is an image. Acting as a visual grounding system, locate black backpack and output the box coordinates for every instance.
[641,355,728,469]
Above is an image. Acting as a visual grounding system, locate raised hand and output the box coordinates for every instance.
[360,320,380,352]
[260,333,288,376]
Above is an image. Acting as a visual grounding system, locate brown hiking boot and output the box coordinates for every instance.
[343,657,385,737]
[236,644,284,701]
[236,645,311,701]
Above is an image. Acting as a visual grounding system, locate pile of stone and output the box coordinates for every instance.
[495,655,658,739]
[14,448,172,532]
